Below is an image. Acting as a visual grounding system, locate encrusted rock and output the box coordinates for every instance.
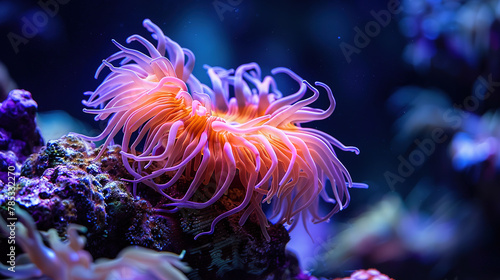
[1,134,293,279]
[0,89,43,185]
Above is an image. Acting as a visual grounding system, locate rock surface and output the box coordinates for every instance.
[1,134,292,279]
[0,89,43,185]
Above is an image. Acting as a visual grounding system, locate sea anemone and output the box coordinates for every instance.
[81,19,363,240]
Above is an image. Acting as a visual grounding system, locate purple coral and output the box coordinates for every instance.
[0,89,43,184]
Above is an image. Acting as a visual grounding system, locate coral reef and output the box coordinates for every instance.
[0,89,44,185]
[0,207,191,280]
[1,134,292,279]
[2,134,152,260]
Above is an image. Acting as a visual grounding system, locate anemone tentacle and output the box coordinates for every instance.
[82,19,361,240]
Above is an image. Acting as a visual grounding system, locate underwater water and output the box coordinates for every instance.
[0,0,500,279]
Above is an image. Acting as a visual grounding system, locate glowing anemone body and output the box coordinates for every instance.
[82,19,362,240]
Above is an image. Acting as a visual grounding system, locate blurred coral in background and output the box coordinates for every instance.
[400,0,500,69]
